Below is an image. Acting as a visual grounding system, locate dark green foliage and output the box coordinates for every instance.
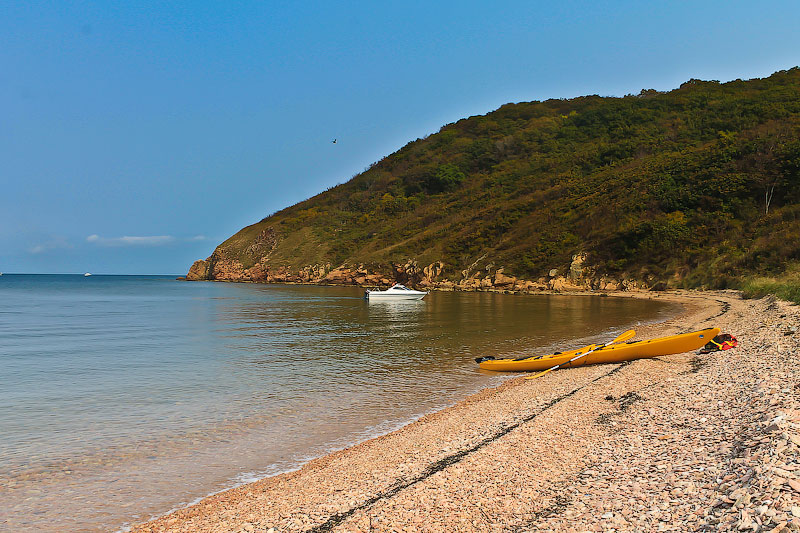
[427,164,466,193]
[213,68,800,287]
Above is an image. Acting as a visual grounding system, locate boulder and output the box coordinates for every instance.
[186,259,211,281]
[549,276,584,292]
[597,277,623,291]
[324,268,353,284]
[493,269,517,288]
[423,261,445,282]
[458,278,480,290]
[621,279,642,291]
[246,263,269,282]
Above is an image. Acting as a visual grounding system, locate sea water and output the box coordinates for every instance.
[0,275,675,531]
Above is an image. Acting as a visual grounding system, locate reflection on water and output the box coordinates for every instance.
[0,275,676,532]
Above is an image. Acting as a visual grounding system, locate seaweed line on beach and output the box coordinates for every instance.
[305,362,631,533]
[509,458,614,532]
[687,355,709,373]
[507,491,573,532]
[709,299,731,320]
[676,294,730,322]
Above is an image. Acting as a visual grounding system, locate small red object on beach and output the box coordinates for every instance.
[697,333,738,354]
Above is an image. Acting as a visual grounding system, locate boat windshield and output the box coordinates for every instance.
[393,284,410,290]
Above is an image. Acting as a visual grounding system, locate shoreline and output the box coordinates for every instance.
[131,289,800,532]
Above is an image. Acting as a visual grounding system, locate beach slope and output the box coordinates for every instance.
[131,290,800,532]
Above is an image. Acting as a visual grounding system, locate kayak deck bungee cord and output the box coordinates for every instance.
[476,327,720,372]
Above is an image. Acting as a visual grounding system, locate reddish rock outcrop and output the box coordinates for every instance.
[185,250,650,293]
[186,259,212,281]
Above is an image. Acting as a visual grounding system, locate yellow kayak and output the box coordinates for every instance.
[477,327,720,372]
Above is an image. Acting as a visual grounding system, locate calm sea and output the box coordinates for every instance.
[0,274,675,531]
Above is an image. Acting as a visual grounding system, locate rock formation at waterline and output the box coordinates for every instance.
[187,251,646,293]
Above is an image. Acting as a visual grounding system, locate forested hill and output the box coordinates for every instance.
[187,68,800,290]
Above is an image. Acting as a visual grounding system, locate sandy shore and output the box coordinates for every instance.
[130,289,800,532]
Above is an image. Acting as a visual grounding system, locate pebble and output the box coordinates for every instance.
[128,291,800,533]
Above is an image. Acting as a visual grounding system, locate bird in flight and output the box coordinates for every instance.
[331,139,337,144]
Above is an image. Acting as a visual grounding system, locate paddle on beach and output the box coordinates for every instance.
[526,329,636,379]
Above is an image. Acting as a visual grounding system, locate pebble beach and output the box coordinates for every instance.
[130,289,800,533]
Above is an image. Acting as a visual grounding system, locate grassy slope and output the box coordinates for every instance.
[209,68,800,288]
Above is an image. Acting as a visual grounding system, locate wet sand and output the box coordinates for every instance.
[130,289,800,532]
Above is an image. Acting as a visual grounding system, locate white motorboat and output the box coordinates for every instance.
[365,283,427,300]
[84,272,92,277]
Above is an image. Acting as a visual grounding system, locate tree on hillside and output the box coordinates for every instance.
[426,164,466,194]
[737,124,796,215]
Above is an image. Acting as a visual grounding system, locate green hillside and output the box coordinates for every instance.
[189,68,800,289]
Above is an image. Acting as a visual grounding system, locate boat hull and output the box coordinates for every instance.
[365,293,426,300]
[365,284,427,300]
[478,327,720,372]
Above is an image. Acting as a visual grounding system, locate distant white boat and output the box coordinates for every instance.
[84,272,92,277]
[365,283,427,300]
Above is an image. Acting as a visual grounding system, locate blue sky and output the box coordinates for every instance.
[2,1,799,274]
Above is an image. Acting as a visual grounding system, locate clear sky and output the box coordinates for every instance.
[2,1,799,274]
